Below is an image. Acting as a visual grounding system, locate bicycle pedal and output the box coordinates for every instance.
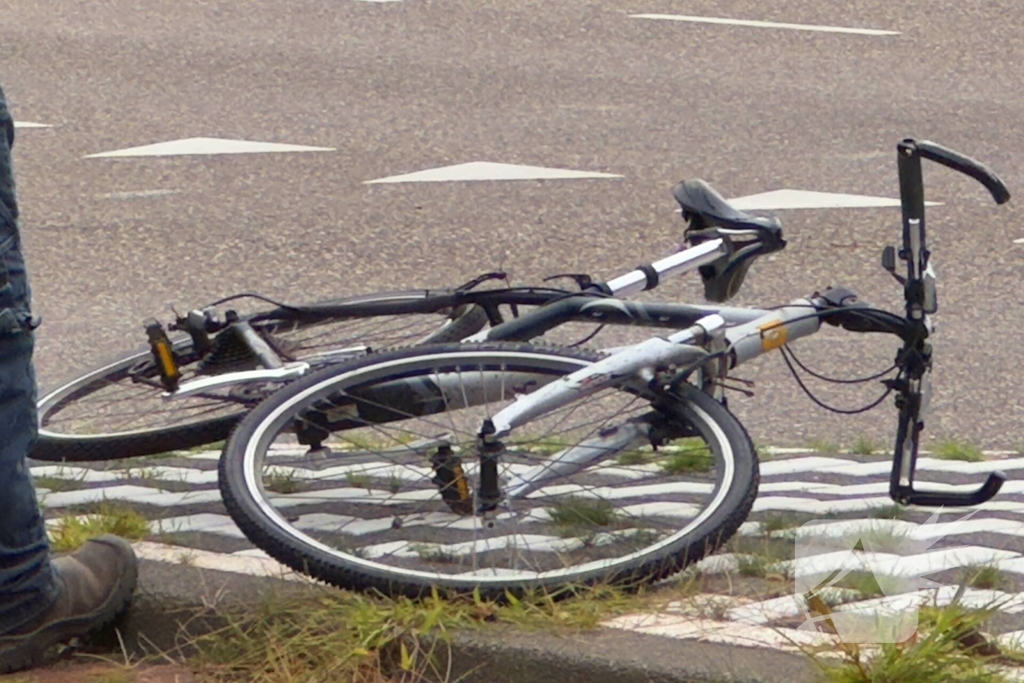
[430,446,474,515]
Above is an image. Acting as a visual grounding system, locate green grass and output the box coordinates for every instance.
[830,570,886,599]
[346,471,374,489]
[48,504,151,552]
[409,544,459,564]
[849,523,912,554]
[759,512,806,538]
[184,584,637,683]
[932,439,986,462]
[807,438,840,453]
[616,450,653,466]
[868,504,911,521]
[658,449,713,475]
[388,473,404,494]
[32,475,88,492]
[851,436,878,456]
[548,497,618,530]
[729,534,795,579]
[809,601,1014,683]
[962,564,1008,591]
[263,470,305,494]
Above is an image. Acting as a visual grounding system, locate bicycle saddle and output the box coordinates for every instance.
[674,179,785,303]
[673,179,782,233]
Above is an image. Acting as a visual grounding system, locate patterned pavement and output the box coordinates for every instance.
[29,446,1024,673]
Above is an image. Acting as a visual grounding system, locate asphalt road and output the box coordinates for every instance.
[3,0,1024,449]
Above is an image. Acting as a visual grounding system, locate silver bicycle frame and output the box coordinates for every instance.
[488,298,825,499]
[163,238,734,400]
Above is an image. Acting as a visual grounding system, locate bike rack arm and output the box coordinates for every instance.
[890,139,1009,508]
[912,140,1011,205]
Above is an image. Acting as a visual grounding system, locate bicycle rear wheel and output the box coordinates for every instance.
[31,292,489,463]
[218,342,759,599]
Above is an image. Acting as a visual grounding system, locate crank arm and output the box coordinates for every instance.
[162,362,310,400]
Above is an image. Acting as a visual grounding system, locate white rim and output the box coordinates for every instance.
[238,349,741,585]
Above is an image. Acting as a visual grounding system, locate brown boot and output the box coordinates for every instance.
[0,534,138,673]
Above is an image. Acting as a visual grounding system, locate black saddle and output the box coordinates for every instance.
[673,179,782,233]
[673,179,785,303]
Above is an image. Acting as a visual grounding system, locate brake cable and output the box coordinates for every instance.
[783,344,897,384]
[710,306,901,414]
[779,345,896,415]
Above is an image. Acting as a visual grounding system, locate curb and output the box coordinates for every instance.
[102,559,823,683]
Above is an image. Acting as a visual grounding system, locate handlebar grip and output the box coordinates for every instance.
[908,139,1011,205]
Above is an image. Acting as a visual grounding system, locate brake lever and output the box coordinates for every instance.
[455,271,510,292]
[911,140,1011,205]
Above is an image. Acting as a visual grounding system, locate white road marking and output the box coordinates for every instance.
[364,161,623,184]
[95,189,181,199]
[630,14,900,36]
[729,189,940,210]
[85,137,335,158]
[1014,238,1024,244]
[14,121,52,129]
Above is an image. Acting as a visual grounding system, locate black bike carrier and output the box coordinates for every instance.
[887,139,1010,508]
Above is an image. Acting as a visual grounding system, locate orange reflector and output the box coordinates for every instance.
[759,319,788,351]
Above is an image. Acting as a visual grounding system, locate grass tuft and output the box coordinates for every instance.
[548,497,618,530]
[851,437,878,456]
[962,564,1008,591]
[810,601,1013,683]
[263,470,305,494]
[32,475,88,492]
[932,439,985,462]
[807,439,840,453]
[616,450,653,466]
[658,446,713,475]
[48,503,151,552]
[185,584,635,682]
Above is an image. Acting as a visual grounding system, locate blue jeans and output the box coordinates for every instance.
[0,84,58,633]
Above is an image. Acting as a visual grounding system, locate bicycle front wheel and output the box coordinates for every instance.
[32,292,489,462]
[218,342,759,599]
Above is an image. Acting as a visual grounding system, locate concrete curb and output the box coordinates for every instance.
[93,559,824,683]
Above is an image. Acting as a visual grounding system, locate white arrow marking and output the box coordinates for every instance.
[631,14,900,36]
[85,137,335,158]
[365,161,623,184]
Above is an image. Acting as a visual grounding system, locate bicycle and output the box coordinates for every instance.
[32,179,783,462]
[216,138,1011,600]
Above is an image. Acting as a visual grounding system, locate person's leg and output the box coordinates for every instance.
[0,81,59,636]
[0,81,139,674]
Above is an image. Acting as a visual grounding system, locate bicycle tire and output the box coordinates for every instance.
[30,293,490,463]
[218,342,759,599]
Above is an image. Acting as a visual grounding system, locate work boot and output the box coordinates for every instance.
[0,534,138,673]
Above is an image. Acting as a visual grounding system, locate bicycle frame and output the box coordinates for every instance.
[161,237,771,400]
[458,139,1013,510]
